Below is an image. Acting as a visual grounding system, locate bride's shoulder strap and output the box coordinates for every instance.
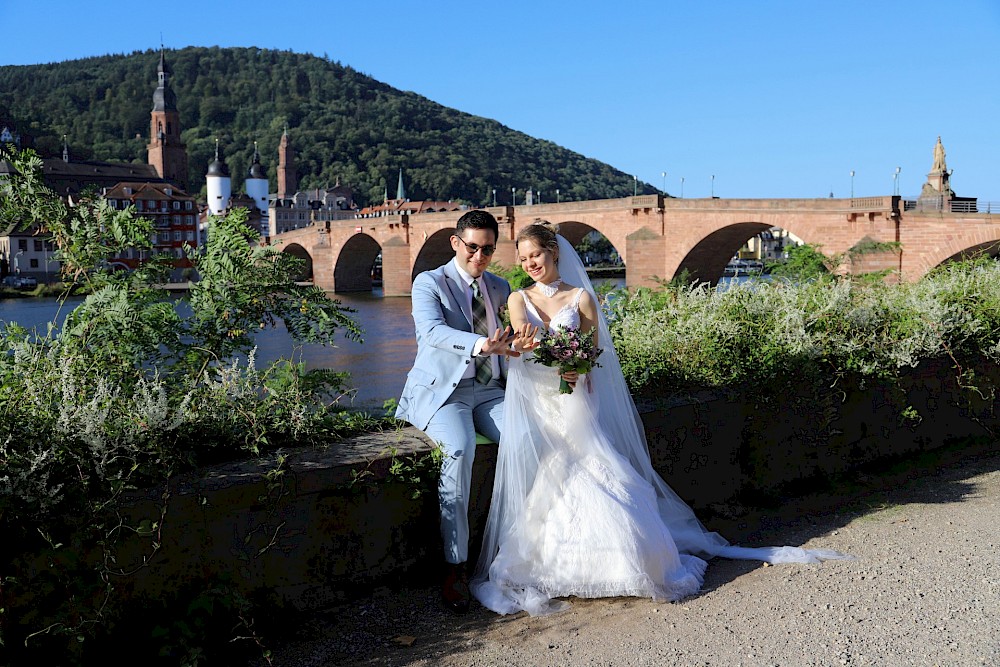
[571,287,585,307]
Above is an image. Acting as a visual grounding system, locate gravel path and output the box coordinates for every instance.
[255,445,1000,666]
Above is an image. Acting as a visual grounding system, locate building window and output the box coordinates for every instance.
[30,258,39,268]
[33,240,43,251]
[185,201,192,210]
[136,200,143,211]
[186,230,195,241]
[173,231,182,241]
[18,239,27,251]
[165,188,173,196]
[172,201,180,210]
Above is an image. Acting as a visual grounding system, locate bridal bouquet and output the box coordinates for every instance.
[532,325,602,394]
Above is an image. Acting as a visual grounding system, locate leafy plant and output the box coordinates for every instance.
[0,146,374,663]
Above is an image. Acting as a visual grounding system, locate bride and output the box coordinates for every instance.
[470,221,851,616]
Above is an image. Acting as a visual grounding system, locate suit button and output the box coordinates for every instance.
[452,383,457,387]
[466,359,471,365]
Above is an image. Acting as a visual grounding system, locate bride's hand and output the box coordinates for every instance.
[560,369,579,386]
[512,323,540,353]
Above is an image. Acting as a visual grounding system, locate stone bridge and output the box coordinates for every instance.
[268,195,1000,296]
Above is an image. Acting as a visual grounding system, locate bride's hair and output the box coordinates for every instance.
[516,219,560,260]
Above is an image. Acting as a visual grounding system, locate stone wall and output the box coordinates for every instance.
[101,358,998,613]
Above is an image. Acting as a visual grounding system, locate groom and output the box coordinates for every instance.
[396,209,513,613]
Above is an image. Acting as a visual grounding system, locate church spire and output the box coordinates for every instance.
[152,48,177,112]
[396,167,406,200]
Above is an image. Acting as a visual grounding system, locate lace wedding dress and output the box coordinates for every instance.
[470,236,850,617]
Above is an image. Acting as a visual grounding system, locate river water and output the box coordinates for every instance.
[0,290,416,411]
[3,276,760,411]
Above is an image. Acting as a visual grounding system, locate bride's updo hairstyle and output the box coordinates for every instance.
[515,219,560,262]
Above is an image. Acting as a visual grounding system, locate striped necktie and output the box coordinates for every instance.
[471,279,492,384]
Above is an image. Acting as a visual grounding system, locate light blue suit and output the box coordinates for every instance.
[396,259,511,564]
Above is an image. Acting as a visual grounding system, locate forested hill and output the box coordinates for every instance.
[0,46,655,205]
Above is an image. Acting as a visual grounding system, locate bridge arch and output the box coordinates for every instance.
[334,233,382,292]
[412,228,456,280]
[675,221,774,284]
[281,243,313,282]
[929,240,1000,272]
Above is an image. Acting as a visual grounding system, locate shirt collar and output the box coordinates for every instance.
[452,258,480,288]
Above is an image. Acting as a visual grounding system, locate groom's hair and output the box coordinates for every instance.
[455,209,499,243]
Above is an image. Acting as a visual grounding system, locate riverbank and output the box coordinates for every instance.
[253,439,1000,666]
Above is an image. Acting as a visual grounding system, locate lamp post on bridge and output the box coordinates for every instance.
[893,167,901,196]
[492,188,496,206]
[633,175,638,196]
[661,171,667,194]
[556,188,560,203]
[711,174,715,198]
[850,170,855,199]
[511,187,516,206]
[680,176,684,198]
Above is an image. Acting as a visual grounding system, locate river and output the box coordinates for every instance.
[3,276,762,411]
[0,290,416,411]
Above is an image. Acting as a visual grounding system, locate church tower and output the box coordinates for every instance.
[147,50,188,189]
[277,127,297,198]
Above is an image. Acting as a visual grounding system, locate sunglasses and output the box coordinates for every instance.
[454,236,496,256]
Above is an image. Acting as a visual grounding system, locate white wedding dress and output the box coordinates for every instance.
[471,236,851,617]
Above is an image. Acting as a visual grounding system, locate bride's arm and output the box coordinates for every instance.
[508,291,528,329]
[579,291,599,348]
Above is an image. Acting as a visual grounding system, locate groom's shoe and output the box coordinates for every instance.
[442,562,471,614]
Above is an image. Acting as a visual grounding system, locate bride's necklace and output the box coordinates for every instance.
[535,279,562,298]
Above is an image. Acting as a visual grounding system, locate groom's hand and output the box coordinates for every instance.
[481,326,514,356]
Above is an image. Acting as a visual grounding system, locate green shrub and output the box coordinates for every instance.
[610,261,1000,393]
[0,146,381,662]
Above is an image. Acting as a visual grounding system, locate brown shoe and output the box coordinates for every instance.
[442,562,471,614]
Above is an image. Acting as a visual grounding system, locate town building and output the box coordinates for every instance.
[267,129,359,237]
[356,168,464,219]
[1,51,196,282]
[102,181,198,269]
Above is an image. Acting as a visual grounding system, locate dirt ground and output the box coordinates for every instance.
[253,442,1000,666]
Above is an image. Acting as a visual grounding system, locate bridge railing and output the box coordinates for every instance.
[902,197,998,214]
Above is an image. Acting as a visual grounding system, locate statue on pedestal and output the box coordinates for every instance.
[932,136,947,173]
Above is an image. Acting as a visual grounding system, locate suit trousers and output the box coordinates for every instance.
[424,377,505,565]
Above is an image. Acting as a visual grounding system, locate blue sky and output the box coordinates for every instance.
[2,0,998,203]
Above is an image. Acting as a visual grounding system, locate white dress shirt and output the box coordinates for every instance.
[452,258,498,380]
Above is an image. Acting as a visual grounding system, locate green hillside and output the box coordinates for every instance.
[0,46,656,205]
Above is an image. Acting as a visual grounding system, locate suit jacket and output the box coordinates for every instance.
[396,260,512,430]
